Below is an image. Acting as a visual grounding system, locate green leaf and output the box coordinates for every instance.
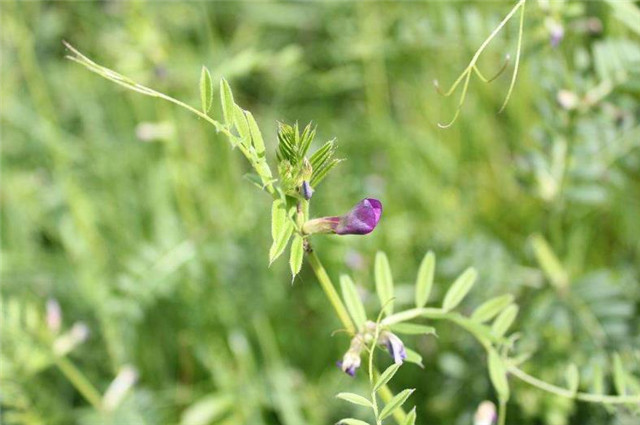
[277,122,296,162]
[491,304,518,338]
[335,392,372,408]
[269,198,293,264]
[233,105,250,143]
[298,122,315,158]
[531,234,568,291]
[471,295,514,323]
[309,140,334,170]
[337,419,370,425]
[373,363,401,393]
[604,0,640,37]
[379,389,415,421]
[244,110,265,156]
[389,323,436,336]
[565,363,580,395]
[340,275,367,330]
[199,66,213,114]
[375,252,394,316]
[442,267,477,312]
[289,235,304,280]
[415,251,435,308]
[220,78,235,126]
[404,348,424,368]
[591,362,604,395]
[612,353,626,395]
[487,349,510,402]
[310,158,341,187]
[403,407,417,425]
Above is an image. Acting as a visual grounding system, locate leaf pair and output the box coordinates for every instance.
[414,251,477,313]
[336,362,415,424]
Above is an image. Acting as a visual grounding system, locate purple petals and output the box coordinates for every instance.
[335,198,382,235]
[302,198,382,236]
[380,332,406,365]
[337,351,361,377]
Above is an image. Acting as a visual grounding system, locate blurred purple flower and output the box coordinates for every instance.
[337,356,360,377]
[550,23,564,48]
[380,331,406,364]
[303,198,382,236]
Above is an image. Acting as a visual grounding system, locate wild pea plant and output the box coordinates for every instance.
[63,12,640,422]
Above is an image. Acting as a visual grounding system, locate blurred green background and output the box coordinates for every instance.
[1,1,639,424]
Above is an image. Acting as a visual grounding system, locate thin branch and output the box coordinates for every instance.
[508,365,640,404]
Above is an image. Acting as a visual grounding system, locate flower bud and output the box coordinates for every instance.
[557,90,579,110]
[303,198,382,236]
[474,401,497,425]
[379,331,406,364]
[301,181,314,200]
[46,298,62,334]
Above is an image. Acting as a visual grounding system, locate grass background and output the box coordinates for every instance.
[2,1,639,424]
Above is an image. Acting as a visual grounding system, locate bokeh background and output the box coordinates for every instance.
[2,1,640,424]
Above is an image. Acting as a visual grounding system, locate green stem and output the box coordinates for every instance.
[498,401,507,425]
[55,357,103,410]
[306,250,355,334]
[381,307,445,325]
[508,365,640,404]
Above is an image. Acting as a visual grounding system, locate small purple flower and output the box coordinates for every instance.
[303,198,382,236]
[380,331,406,364]
[337,350,362,377]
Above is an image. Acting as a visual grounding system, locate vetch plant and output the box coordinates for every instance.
[64,42,640,425]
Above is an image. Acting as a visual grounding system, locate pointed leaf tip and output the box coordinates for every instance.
[200,66,213,114]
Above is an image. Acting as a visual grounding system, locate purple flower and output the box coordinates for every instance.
[303,198,382,236]
[380,331,406,364]
[337,350,362,377]
[336,198,382,235]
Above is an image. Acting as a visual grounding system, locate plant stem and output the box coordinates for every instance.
[306,250,356,334]
[498,401,507,425]
[508,365,640,404]
[381,307,445,325]
[55,357,103,410]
